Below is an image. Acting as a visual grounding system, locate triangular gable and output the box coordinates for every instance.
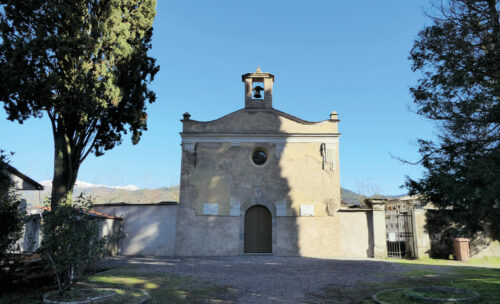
[182,108,339,134]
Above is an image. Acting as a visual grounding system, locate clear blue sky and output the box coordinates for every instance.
[1,0,437,195]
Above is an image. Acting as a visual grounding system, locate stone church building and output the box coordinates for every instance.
[174,68,372,257]
[90,68,499,259]
[12,68,500,259]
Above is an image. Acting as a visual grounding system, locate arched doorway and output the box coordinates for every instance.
[244,205,272,253]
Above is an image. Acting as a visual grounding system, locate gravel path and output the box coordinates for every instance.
[100,256,412,304]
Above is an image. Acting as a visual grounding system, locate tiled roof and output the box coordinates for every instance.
[37,206,122,220]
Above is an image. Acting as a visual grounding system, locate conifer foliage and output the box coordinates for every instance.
[407,0,500,239]
[0,152,23,258]
[0,1,159,208]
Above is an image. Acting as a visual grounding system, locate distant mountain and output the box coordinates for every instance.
[21,181,179,206]
[20,180,398,207]
[39,180,141,191]
[340,188,408,206]
[341,188,363,206]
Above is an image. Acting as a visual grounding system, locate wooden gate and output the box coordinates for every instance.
[244,205,272,253]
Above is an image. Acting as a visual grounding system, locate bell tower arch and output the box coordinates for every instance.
[241,67,274,109]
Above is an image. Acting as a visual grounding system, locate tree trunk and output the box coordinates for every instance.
[51,131,80,209]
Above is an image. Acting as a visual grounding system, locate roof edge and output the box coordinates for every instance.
[5,164,44,190]
[184,108,338,125]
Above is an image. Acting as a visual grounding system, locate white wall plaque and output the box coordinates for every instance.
[300,204,314,216]
[183,142,196,153]
[388,232,396,242]
[203,203,218,215]
[276,200,287,216]
[229,198,240,216]
[275,143,285,158]
[321,143,335,171]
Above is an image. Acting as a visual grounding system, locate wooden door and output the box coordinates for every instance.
[244,205,272,253]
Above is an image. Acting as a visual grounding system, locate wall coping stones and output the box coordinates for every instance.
[93,201,178,207]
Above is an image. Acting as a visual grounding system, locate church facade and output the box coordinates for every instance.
[89,70,499,259]
[175,68,373,257]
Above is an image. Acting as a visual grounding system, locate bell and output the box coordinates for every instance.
[253,86,264,99]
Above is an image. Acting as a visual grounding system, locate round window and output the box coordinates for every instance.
[252,149,267,166]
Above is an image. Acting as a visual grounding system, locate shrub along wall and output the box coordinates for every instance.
[426,209,500,259]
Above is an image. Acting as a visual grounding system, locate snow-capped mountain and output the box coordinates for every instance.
[39,180,140,191]
[22,181,179,206]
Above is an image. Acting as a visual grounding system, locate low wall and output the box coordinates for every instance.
[94,203,178,256]
[15,215,42,253]
[175,205,240,256]
[276,216,343,257]
[339,210,374,258]
[99,218,122,255]
[471,239,500,258]
[14,213,122,255]
[176,203,376,258]
[413,208,431,258]
[423,209,500,259]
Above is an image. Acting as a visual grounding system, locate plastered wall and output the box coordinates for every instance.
[175,106,348,256]
[181,141,340,218]
[340,211,374,258]
[94,205,178,256]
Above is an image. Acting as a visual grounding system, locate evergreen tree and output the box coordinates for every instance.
[0,152,23,257]
[0,0,159,208]
[407,0,500,239]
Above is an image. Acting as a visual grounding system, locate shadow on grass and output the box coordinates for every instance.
[0,288,45,304]
[309,260,500,304]
[89,268,239,304]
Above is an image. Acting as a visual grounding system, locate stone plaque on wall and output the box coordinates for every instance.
[203,203,219,215]
[300,204,314,216]
[229,198,240,216]
[276,200,287,216]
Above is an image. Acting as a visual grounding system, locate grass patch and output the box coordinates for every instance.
[400,269,438,277]
[374,288,475,304]
[106,288,148,304]
[385,257,500,268]
[1,268,237,304]
[43,286,147,304]
[374,289,411,304]
[0,288,45,304]
[411,289,467,299]
[44,287,112,302]
[89,268,238,304]
[313,259,500,304]
[0,285,147,304]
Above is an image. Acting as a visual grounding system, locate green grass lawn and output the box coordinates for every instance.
[88,268,238,304]
[0,288,45,304]
[0,283,150,304]
[314,258,500,304]
[0,269,238,304]
[385,256,500,268]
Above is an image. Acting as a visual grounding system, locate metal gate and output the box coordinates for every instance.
[385,204,416,259]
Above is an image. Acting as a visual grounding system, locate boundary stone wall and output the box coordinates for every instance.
[94,203,178,256]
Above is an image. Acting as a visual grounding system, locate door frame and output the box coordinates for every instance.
[239,201,277,255]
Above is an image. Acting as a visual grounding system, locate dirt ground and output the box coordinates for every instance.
[99,256,444,303]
